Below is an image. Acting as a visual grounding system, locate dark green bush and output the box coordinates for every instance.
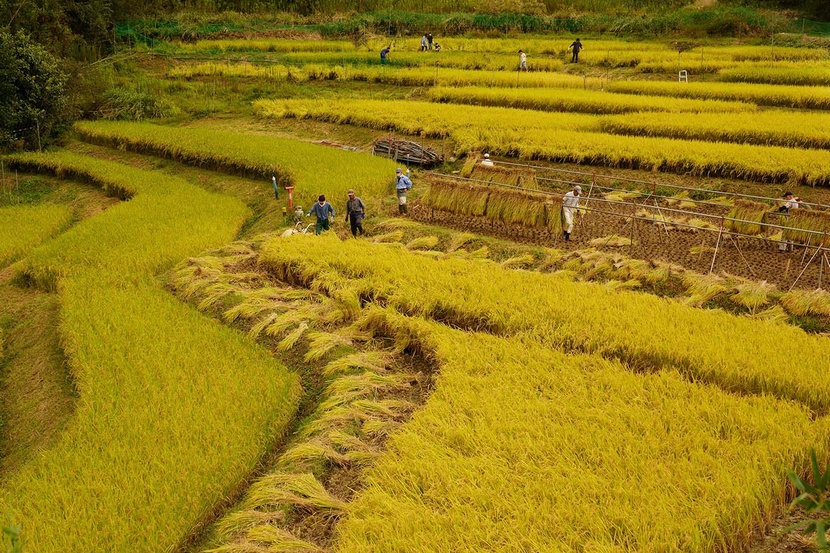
[0,32,68,151]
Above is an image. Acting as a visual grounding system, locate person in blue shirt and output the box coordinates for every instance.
[307,194,335,235]
[380,46,391,65]
[395,168,412,215]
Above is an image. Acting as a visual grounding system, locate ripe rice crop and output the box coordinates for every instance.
[716,65,830,87]
[259,233,830,411]
[368,37,668,55]
[335,313,819,552]
[0,204,72,267]
[636,58,739,74]
[606,80,830,110]
[178,39,357,53]
[469,164,538,188]
[276,50,564,72]
[703,45,829,62]
[169,61,604,89]
[599,111,830,150]
[2,151,301,552]
[74,121,396,207]
[428,85,755,114]
[257,99,830,186]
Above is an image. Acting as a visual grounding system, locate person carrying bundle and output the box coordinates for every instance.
[345,189,366,237]
[307,194,335,235]
[562,185,582,241]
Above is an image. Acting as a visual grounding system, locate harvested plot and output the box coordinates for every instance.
[1,151,301,552]
[599,110,830,150]
[606,80,830,110]
[336,317,818,552]
[257,99,830,186]
[73,121,397,207]
[427,85,754,114]
[0,204,72,267]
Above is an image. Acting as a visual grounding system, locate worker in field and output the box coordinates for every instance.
[518,49,527,71]
[380,45,391,65]
[434,42,442,52]
[777,191,801,252]
[427,33,434,50]
[480,153,494,167]
[307,194,335,235]
[345,189,366,237]
[420,35,428,51]
[569,38,583,63]
[562,185,582,241]
[395,168,413,215]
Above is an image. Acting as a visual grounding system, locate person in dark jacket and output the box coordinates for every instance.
[307,194,335,235]
[345,189,366,237]
[380,45,391,65]
[569,38,583,63]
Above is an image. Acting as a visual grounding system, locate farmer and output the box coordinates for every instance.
[420,35,428,52]
[777,191,801,252]
[395,168,413,215]
[307,194,335,235]
[562,185,582,241]
[434,42,442,52]
[518,49,527,71]
[380,45,391,65]
[569,38,584,63]
[345,189,366,237]
[271,175,279,201]
[427,33,433,50]
[480,153,494,167]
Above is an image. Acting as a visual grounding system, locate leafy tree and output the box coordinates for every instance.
[0,31,68,151]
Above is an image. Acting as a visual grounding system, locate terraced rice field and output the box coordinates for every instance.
[4,31,830,553]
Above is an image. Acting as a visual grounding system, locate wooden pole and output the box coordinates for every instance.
[709,217,725,274]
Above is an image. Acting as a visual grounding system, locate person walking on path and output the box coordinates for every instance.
[561,185,582,241]
[480,153,494,167]
[569,38,583,63]
[427,33,433,50]
[345,189,366,237]
[518,49,527,71]
[380,45,391,65]
[395,168,413,215]
[307,194,335,235]
[777,190,801,252]
[420,35,428,52]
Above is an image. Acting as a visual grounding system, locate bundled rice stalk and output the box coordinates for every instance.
[423,178,490,217]
[501,254,536,269]
[725,200,769,236]
[470,164,538,189]
[590,235,634,247]
[781,289,830,317]
[682,273,727,307]
[405,236,440,251]
[782,210,830,246]
[459,153,480,177]
[485,188,548,228]
[730,280,776,312]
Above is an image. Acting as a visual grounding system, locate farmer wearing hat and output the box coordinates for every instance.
[345,189,366,237]
[307,194,335,235]
[561,185,582,241]
[395,168,413,215]
[480,153,494,167]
